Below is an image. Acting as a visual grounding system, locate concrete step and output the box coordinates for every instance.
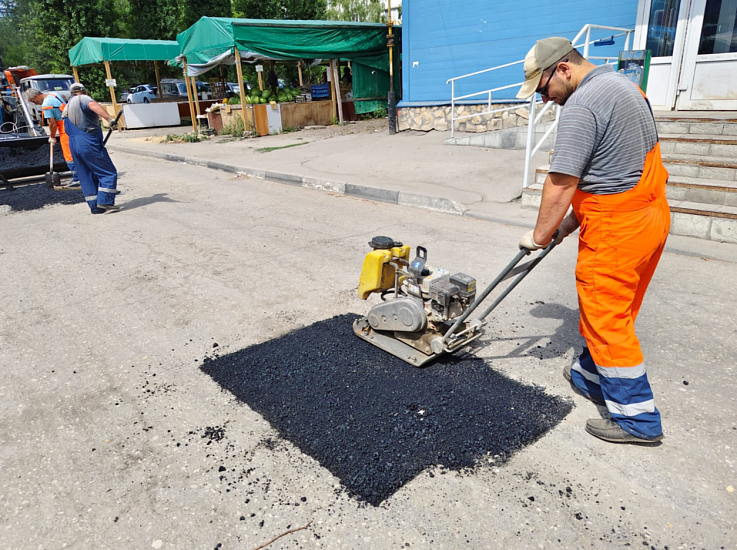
[524,174,737,243]
[656,118,737,136]
[667,176,737,206]
[534,165,737,205]
[660,134,737,158]
[663,154,737,182]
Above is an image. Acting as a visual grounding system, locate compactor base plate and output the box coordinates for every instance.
[352,317,443,367]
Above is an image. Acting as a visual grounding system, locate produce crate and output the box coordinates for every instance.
[310,84,330,100]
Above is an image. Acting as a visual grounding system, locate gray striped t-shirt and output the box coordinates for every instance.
[549,64,658,195]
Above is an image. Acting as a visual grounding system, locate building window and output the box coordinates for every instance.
[646,0,682,57]
[698,0,737,54]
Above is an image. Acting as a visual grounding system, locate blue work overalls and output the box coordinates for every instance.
[64,116,118,213]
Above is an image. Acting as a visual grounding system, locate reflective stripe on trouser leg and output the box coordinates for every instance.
[65,118,100,212]
[570,345,604,403]
[83,128,117,206]
[572,143,669,440]
[597,363,661,439]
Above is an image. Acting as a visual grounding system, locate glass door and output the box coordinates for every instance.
[635,0,691,108]
[677,0,737,109]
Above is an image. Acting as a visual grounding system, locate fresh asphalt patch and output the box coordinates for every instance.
[0,182,85,211]
[201,314,573,506]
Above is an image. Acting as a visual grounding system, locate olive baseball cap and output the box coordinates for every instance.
[516,37,574,99]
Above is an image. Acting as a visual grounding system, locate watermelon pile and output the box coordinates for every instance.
[243,87,301,104]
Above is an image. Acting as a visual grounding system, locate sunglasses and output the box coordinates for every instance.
[536,60,565,97]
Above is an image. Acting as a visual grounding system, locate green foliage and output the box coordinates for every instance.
[124,0,181,40]
[179,0,231,30]
[325,0,382,22]
[359,106,387,119]
[220,116,246,137]
[0,0,328,104]
[256,142,308,153]
[232,0,326,20]
[164,132,204,143]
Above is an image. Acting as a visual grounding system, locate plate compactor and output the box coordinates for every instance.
[353,236,557,367]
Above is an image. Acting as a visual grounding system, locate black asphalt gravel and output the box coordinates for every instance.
[0,182,84,211]
[201,314,573,506]
[0,139,67,179]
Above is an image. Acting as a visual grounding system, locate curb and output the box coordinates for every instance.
[109,144,468,216]
[107,144,737,264]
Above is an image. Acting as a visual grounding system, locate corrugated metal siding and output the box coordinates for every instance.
[401,0,639,104]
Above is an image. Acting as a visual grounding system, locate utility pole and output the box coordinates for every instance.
[387,0,396,135]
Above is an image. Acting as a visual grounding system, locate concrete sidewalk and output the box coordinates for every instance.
[107,121,737,263]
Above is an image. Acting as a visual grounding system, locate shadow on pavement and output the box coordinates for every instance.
[0,182,85,212]
[118,193,179,211]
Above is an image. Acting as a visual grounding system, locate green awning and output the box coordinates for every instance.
[177,17,399,72]
[69,37,181,67]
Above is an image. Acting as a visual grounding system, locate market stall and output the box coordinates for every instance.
[68,37,182,128]
[177,17,401,134]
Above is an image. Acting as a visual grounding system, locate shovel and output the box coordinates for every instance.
[44,140,61,189]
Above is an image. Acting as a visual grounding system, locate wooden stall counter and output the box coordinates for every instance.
[281,101,333,129]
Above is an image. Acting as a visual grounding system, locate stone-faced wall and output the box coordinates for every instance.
[397,103,556,133]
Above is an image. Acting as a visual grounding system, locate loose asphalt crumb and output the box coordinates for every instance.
[201,314,573,506]
[0,182,85,211]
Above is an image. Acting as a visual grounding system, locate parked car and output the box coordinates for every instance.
[125,84,158,104]
[227,82,252,95]
[120,87,136,102]
[160,79,211,100]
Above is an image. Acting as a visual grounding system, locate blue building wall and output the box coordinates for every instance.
[400,0,640,105]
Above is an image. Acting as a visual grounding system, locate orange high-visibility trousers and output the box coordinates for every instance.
[570,142,670,439]
[57,120,73,163]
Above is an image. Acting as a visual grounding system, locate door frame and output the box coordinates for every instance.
[676,0,737,109]
[635,0,693,109]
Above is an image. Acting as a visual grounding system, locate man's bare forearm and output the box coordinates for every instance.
[533,172,580,245]
[88,100,113,122]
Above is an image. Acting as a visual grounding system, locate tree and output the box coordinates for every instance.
[232,0,326,21]
[125,0,181,40]
[325,0,382,23]
[179,0,232,31]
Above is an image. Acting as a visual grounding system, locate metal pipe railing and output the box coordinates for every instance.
[446,23,634,186]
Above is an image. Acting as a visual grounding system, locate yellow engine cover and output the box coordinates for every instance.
[358,245,410,299]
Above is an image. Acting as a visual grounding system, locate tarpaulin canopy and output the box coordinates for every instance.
[69,37,181,66]
[177,17,398,73]
[177,17,401,112]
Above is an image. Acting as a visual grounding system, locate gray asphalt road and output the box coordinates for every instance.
[0,153,735,550]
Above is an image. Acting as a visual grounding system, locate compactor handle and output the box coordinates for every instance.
[441,233,558,344]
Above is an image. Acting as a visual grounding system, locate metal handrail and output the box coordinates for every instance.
[445,23,634,188]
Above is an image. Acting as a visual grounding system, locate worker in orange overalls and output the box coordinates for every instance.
[25,88,80,189]
[516,38,669,444]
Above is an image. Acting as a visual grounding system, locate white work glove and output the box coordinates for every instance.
[48,137,57,145]
[519,230,550,251]
[554,212,580,245]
